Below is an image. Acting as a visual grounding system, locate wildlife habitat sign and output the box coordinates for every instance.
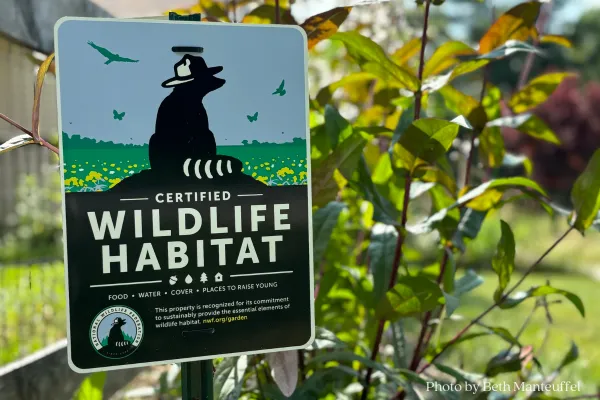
[54,17,314,372]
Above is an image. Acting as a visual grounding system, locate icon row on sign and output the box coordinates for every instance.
[169,273,224,285]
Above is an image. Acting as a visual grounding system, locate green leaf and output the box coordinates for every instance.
[501,286,585,317]
[376,276,445,321]
[485,350,523,377]
[423,41,476,78]
[312,202,346,266]
[307,351,404,386]
[307,326,347,350]
[349,157,399,224]
[332,31,420,91]
[442,248,456,294]
[557,341,579,371]
[391,320,409,369]
[393,118,461,172]
[389,99,416,151]
[241,4,296,24]
[458,177,547,206]
[492,221,516,304]
[302,6,352,50]
[422,60,489,93]
[485,326,521,347]
[571,149,600,232]
[0,134,35,154]
[516,115,561,145]
[324,105,353,149]
[479,1,541,54]
[369,224,399,303]
[454,270,484,296]
[315,72,376,108]
[479,126,505,168]
[509,72,575,114]
[312,132,366,206]
[439,86,488,130]
[443,292,460,317]
[391,37,422,66]
[73,372,107,400]
[434,364,484,383]
[452,208,488,252]
[214,356,249,400]
[482,84,502,120]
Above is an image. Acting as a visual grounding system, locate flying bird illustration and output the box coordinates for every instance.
[247,112,258,122]
[113,110,126,121]
[272,80,286,96]
[87,41,139,65]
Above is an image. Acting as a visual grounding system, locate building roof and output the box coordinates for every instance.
[0,0,111,54]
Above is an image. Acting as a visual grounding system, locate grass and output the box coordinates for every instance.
[0,262,66,365]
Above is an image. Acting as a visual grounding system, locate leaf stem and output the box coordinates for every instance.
[274,0,281,24]
[0,112,59,155]
[417,226,574,373]
[360,1,432,398]
[517,1,552,89]
[407,249,449,371]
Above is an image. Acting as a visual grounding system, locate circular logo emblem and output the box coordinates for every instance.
[90,305,143,359]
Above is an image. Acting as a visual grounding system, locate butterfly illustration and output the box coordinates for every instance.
[113,110,126,121]
[272,80,286,96]
[247,112,258,122]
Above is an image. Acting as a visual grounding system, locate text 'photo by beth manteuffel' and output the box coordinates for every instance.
[54,17,314,372]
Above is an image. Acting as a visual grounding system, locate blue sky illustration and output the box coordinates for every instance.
[97,313,138,340]
[55,19,307,146]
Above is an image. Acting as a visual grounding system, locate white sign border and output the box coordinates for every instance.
[54,16,315,374]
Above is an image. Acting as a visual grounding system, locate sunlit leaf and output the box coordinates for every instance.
[540,34,572,48]
[391,38,422,66]
[73,372,106,400]
[242,5,296,24]
[422,60,489,93]
[376,276,445,321]
[439,86,488,130]
[302,7,352,50]
[479,127,505,168]
[501,286,585,317]
[392,119,460,172]
[314,72,377,108]
[509,72,575,114]
[452,208,488,252]
[482,84,502,120]
[479,1,541,54]
[571,149,600,233]
[516,115,561,145]
[491,221,516,304]
[33,53,55,139]
[0,134,35,154]
[423,41,476,78]
[332,32,420,91]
